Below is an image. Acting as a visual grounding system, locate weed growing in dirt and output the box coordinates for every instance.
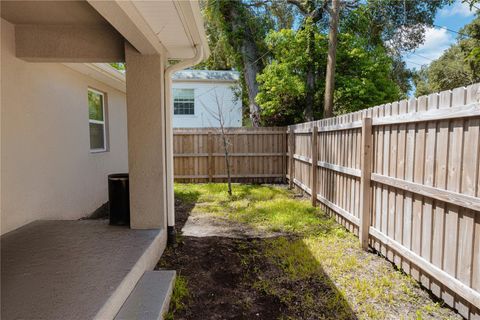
[172,183,460,320]
[165,275,190,320]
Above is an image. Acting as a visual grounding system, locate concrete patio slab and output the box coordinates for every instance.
[1,220,166,320]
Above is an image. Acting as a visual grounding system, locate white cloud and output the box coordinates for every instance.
[404,27,454,70]
[439,0,475,18]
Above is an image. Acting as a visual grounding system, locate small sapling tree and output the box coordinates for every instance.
[202,88,236,196]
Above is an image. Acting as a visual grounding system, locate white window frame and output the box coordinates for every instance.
[173,88,195,116]
[88,88,107,153]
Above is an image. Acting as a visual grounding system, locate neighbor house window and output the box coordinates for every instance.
[88,89,107,152]
[173,88,195,115]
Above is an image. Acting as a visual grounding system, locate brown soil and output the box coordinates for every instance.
[158,236,287,319]
[156,196,357,320]
[156,192,461,320]
[157,197,288,319]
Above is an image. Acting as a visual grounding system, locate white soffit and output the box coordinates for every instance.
[131,1,201,59]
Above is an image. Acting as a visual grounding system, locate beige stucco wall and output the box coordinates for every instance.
[124,43,167,230]
[1,19,128,235]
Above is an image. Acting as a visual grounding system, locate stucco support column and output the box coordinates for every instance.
[125,43,166,229]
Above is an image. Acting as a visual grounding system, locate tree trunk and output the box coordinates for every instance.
[224,1,263,127]
[323,0,340,118]
[304,19,315,121]
[305,68,314,121]
[220,126,232,196]
[242,42,262,127]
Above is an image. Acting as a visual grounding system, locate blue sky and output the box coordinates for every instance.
[403,0,477,70]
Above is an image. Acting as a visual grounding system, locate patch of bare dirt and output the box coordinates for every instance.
[157,197,288,319]
[158,236,287,320]
[181,212,285,238]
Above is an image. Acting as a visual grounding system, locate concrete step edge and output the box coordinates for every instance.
[114,270,176,320]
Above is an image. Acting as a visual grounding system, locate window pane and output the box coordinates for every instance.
[173,88,194,115]
[89,123,105,150]
[173,88,194,100]
[88,90,104,121]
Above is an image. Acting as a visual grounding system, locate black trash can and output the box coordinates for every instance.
[108,173,130,226]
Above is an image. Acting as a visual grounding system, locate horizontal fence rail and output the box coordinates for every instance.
[287,83,480,318]
[173,127,287,183]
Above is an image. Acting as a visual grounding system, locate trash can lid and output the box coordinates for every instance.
[108,173,129,180]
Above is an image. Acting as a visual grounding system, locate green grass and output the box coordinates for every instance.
[175,183,336,235]
[165,275,190,320]
[172,183,458,320]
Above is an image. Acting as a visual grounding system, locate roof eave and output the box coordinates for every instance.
[172,79,239,83]
[64,63,126,93]
[171,0,210,61]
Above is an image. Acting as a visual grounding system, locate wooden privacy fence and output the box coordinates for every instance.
[173,127,287,183]
[287,83,480,318]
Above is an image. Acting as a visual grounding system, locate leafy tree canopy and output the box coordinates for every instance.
[256,24,402,125]
[413,12,480,96]
[198,0,450,126]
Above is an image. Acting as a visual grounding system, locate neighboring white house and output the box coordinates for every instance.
[172,70,242,127]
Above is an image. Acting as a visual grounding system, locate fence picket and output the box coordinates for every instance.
[174,127,286,183]
[287,84,480,317]
[311,126,318,206]
[174,84,480,317]
[360,118,373,250]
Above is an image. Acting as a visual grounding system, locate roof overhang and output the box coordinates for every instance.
[60,67,242,94]
[64,63,126,93]
[172,70,240,83]
[1,0,209,62]
[87,0,209,60]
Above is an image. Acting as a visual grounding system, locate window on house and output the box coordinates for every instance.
[88,89,107,152]
[173,88,195,115]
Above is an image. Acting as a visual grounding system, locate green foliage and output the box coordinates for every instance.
[196,0,449,125]
[88,90,103,121]
[198,0,292,71]
[109,63,125,72]
[255,60,306,124]
[413,13,480,96]
[198,0,274,123]
[165,275,190,320]
[253,0,448,124]
[256,26,402,123]
[256,28,326,124]
[334,33,402,114]
[353,0,449,53]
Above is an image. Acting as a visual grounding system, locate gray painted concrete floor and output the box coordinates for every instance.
[1,220,160,320]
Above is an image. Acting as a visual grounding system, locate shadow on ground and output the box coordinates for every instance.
[157,185,357,320]
[158,183,463,320]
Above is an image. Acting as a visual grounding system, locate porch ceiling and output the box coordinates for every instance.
[1,0,108,25]
[1,0,209,62]
[1,220,164,320]
[0,0,125,62]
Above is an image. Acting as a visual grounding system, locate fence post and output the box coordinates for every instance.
[288,126,295,189]
[359,117,373,250]
[208,131,213,182]
[311,126,318,206]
